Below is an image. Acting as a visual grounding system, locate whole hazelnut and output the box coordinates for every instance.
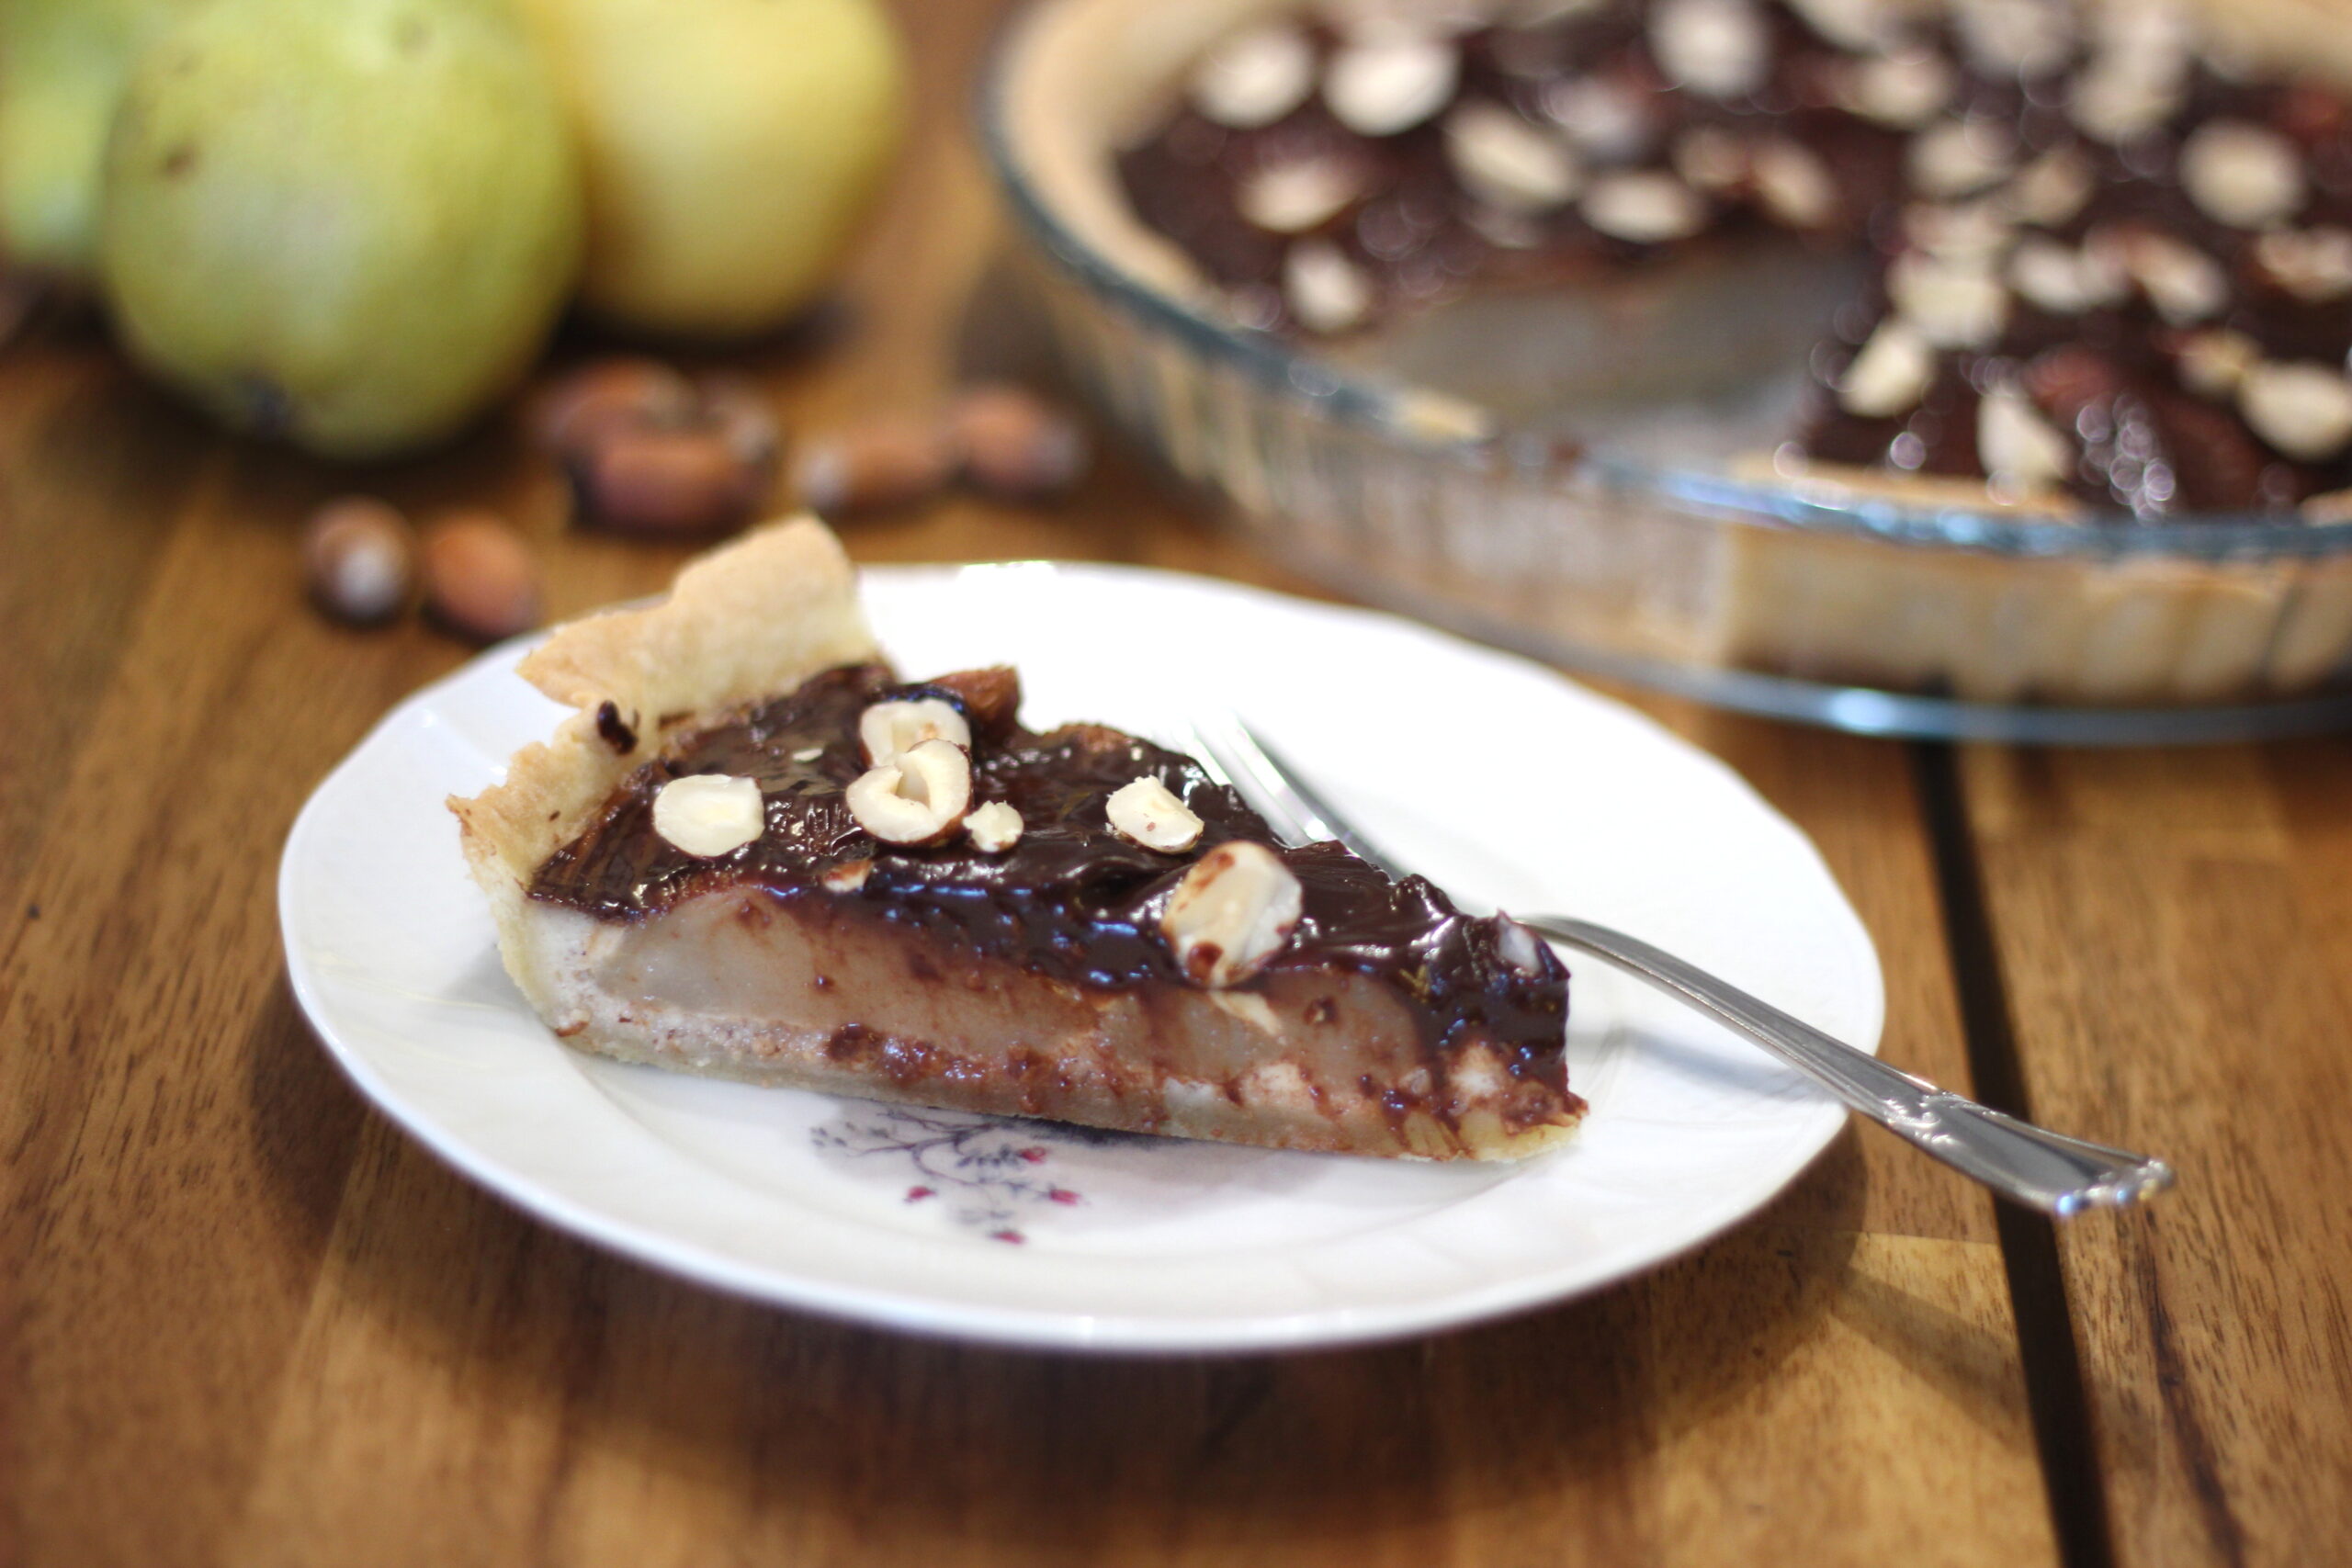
[948,384,1090,500]
[531,357,696,458]
[791,419,955,515]
[695,375,785,469]
[576,424,770,536]
[302,496,417,626]
[420,513,542,643]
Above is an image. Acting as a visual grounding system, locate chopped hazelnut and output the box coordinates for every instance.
[1838,49,1954,130]
[1237,156,1365,233]
[845,739,973,846]
[1283,242,1374,333]
[652,774,764,859]
[1753,140,1837,229]
[2239,363,2352,461]
[2179,121,2305,230]
[1161,841,1305,988]
[1647,0,1769,100]
[966,802,1023,853]
[1323,32,1458,137]
[2251,228,2352,303]
[1444,101,1582,213]
[1190,23,1316,128]
[1887,250,2009,349]
[2003,149,2094,228]
[1907,118,2015,200]
[2007,237,2128,315]
[1951,0,2075,79]
[1838,320,1937,418]
[2169,329,2260,400]
[1105,776,1204,852]
[1978,383,2075,494]
[858,698,971,768]
[2098,228,2227,326]
[1581,172,1706,243]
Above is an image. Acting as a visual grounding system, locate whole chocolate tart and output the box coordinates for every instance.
[1114,0,2352,516]
[989,0,2352,709]
[450,518,1581,1160]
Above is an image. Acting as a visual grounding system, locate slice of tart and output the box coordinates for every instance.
[450,516,1581,1160]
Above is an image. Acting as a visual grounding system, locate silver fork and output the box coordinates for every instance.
[1180,716,2175,1217]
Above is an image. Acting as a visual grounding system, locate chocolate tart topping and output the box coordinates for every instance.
[1116,0,2352,516]
[528,662,1570,1066]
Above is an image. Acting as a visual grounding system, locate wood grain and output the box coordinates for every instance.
[0,0,2089,1562]
[1959,741,2352,1568]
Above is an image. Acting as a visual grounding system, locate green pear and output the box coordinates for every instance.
[0,0,197,279]
[516,0,906,339]
[98,0,583,457]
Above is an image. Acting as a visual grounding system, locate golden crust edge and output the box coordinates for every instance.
[445,515,880,1006]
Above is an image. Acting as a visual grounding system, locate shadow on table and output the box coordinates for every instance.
[250,975,2021,1558]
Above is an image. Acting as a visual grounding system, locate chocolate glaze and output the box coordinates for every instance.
[528,664,1570,1077]
[1117,0,2352,514]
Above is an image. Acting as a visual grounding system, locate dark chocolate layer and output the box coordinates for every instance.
[528,663,1569,1068]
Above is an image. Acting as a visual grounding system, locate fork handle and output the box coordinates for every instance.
[1521,916,2175,1216]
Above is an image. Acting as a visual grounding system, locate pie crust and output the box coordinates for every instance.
[451,517,1583,1160]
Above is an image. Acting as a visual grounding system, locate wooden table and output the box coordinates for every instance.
[5,4,2350,1563]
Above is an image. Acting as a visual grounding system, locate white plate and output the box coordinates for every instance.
[280,563,1883,1353]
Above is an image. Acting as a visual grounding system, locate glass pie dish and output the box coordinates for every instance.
[976,0,2352,740]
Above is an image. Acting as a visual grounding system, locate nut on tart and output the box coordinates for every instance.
[450,517,1582,1160]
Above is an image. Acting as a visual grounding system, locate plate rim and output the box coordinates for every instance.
[279,559,1882,1353]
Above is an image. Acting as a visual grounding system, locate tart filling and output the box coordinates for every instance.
[452,518,1581,1160]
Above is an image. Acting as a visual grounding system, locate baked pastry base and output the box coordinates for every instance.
[452,517,1580,1161]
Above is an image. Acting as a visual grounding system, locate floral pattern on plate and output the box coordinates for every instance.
[813,1105,1105,1242]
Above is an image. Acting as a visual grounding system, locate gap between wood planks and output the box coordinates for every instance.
[1913,744,2117,1568]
